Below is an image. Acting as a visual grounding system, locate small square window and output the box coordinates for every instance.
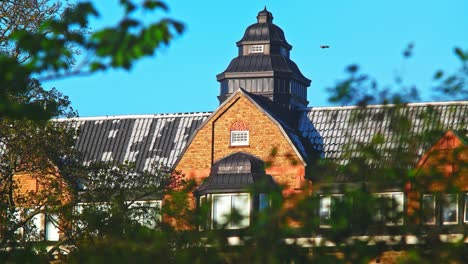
[250,45,264,53]
[230,131,249,146]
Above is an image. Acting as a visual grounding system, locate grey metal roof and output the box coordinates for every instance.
[61,101,467,176]
[218,54,309,82]
[67,112,210,171]
[236,8,291,48]
[237,22,290,47]
[195,152,277,195]
[211,152,265,175]
[298,101,468,162]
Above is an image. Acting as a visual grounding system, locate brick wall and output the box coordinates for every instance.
[175,92,306,189]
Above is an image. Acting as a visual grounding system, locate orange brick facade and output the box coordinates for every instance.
[175,91,306,191]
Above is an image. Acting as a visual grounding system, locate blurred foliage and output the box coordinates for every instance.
[0,0,184,120]
[1,0,468,262]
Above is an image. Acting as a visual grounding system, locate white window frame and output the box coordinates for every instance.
[422,194,436,225]
[230,130,249,146]
[212,193,250,229]
[16,207,45,241]
[374,192,404,226]
[319,194,343,227]
[464,193,468,224]
[442,194,458,225]
[250,45,264,54]
[128,200,162,228]
[45,213,60,241]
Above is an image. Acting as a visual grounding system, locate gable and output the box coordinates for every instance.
[174,90,306,187]
[416,131,468,186]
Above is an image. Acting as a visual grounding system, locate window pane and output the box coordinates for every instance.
[129,200,161,228]
[24,209,44,241]
[465,194,468,223]
[232,194,250,228]
[422,194,436,225]
[213,195,231,228]
[231,131,249,146]
[393,193,404,225]
[465,193,468,223]
[319,196,331,223]
[375,192,404,225]
[45,214,60,241]
[259,194,269,211]
[250,45,264,53]
[442,194,458,225]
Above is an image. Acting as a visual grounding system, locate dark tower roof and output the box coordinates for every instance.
[236,8,291,49]
[195,152,277,195]
[216,8,311,110]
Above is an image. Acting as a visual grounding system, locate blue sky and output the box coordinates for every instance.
[47,0,468,117]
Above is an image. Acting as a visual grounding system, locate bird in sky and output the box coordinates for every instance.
[320,45,330,49]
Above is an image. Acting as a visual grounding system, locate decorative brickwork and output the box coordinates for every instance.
[230,120,249,131]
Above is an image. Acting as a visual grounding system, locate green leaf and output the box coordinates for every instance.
[454,47,466,61]
[433,70,444,80]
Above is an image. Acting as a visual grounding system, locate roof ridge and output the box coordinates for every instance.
[301,100,468,111]
[54,111,212,122]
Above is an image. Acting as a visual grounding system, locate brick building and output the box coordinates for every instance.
[7,8,468,262]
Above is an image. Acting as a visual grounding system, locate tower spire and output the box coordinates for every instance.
[216,9,311,110]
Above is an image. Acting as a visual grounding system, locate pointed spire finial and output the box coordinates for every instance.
[257,7,273,23]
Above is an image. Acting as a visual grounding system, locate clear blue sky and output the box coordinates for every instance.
[48,0,468,117]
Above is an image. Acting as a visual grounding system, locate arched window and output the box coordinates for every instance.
[230,121,249,146]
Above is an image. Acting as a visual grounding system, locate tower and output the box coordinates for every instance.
[216,8,311,110]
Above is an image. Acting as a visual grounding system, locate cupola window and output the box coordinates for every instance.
[230,121,249,146]
[250,45,264,54]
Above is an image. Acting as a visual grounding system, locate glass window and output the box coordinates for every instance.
[212,193,250,229]
[230,131,249,146]
[422,194,436,225]
[375,192,404,225]
[442,194,458,225]
[23,208,44,241]
[259,194,270,211]
[129,200,162,228]
[45,214,60,241]
[464,193,468,224]
[319,194,343,227]
[250,45,264,53]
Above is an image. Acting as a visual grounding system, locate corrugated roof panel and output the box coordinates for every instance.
[300,102,468,164]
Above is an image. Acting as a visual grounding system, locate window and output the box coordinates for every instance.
[422,194,436,225]
[129,200,162,228]
[259,193,270,211]
[374,192,404,225]
[212,193,250,229]
[230,131,249,146]
[250,45,264,53]
[22,208,44,241]
[442,194,458,225]
[45,214,60,241]
[464,193,468,224]
[319,194,343,227]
